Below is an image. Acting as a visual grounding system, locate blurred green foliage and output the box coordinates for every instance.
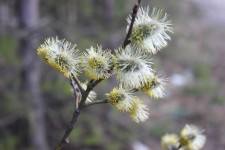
[0,0,224,149]
[0,36,18,65]
[0,136,18,150]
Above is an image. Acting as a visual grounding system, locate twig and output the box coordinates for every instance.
[70,78,79,110]
[55,109,80,150]
[122,0,141,49]
[85,99,109,107]
[79,79,103,108]
[174,144,182,150]
[55,79,102,150]
[55,1,141,149]
[71,74,85,94]
[55,79,81,150]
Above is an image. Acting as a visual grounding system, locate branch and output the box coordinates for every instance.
[71,74,85,94]
[55,79,82,150]
[174,144,182,150]
[79,79,102,108]
[70,78,80,110]
[55,109,80,150]
[85,99,109,107]
[122,0,141,49]
[55,1,142,149]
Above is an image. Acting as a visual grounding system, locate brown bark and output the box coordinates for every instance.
[17,0,49,150]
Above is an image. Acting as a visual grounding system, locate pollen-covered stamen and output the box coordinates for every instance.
[37,47,49,62]
[161,134,180,150]
[107,88,136,112]
[52,54,73,76]
[127,7,173,53]
[131,23,159,44]
[140,75,166,99]
[180,124,206,150]
[82,45,113,80]
[37,37,81,78]
[141,78,160,92]
[107,89,124,105]
[129,98,149,123]
[88,57,104,69]
[180,136,190,147]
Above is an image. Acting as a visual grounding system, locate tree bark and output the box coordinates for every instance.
[17,0,49,150]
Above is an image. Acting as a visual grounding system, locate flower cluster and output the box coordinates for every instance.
[37,6,172,123]
[37,37,81,78]
[127,7,172,54]
[161,124,206,150]
[82,46,113,80]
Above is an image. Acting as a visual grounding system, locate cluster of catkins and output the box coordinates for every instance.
[37,7,172,123]
[161,124,206,150]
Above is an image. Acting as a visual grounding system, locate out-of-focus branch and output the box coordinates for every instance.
[122,0,141,49]
[174,144,182,150]
[85,99,109,107]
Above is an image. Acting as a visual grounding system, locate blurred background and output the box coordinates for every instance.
[0,0,225,150]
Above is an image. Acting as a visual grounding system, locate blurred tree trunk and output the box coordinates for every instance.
[17,0,49,150]
[102,0,114,24]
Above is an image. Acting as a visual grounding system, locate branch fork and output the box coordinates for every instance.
[55,1,142,149]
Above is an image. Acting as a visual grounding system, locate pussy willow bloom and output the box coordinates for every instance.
[37,37,81,78]
[114,46,154,88]
[82,45,113,80]
[129,98,149,123]
[127,7,172,54]
[107,88,137,112]
[140,75,166,99]
[161,134,180,150]
[180,124,206,150]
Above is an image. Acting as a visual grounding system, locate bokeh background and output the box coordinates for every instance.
[0,0,225,150]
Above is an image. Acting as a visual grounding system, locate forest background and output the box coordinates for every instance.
[0,0,225,150]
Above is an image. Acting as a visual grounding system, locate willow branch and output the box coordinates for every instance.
[174,144,182,150]
[122,0,141,49]
[55,79,82,150]
[70,78,79,110]
[85,99,109,107]
[55,109,80,150]
[79,79,102,108]
[55,1,142,149]
[56,79,102,149]
[71,74,85,94]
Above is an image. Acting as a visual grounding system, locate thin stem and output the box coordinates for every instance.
[55,79,81,150]
[122,0,141,49]
[70,78,80,110]
[175,144,182,150]
[55,110,80,150]
[85,99,109,107]
[71,74,85,94]
[55,1,142,149]
[79,79,102,108]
